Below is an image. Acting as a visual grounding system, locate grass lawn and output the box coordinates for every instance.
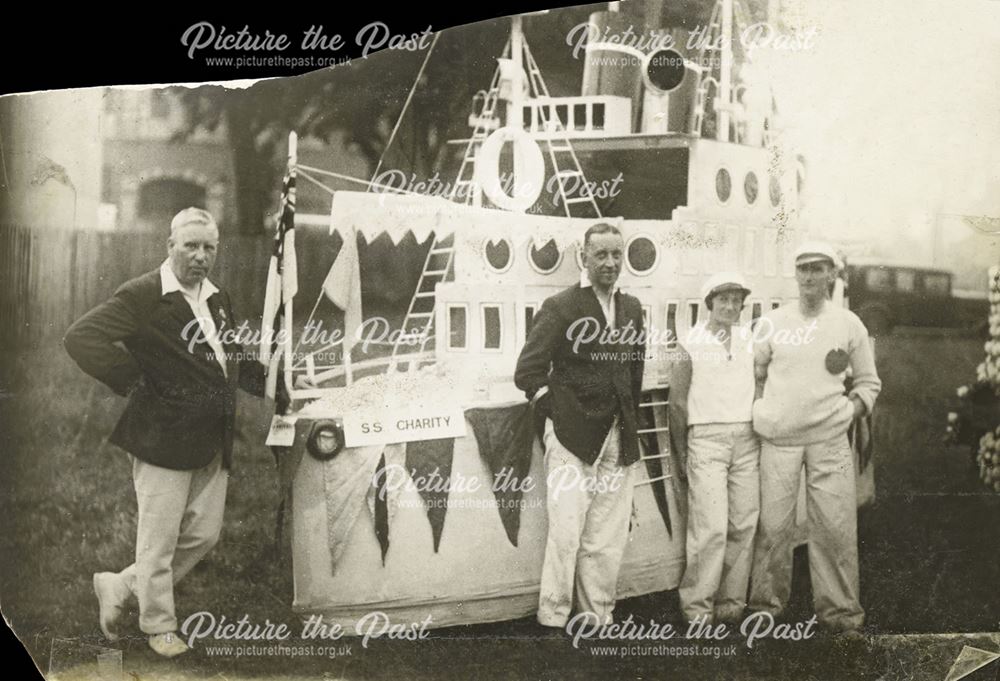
[1,328,998,680]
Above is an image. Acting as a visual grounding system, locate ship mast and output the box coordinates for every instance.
[508,15,524,129]
[717,0,734,142]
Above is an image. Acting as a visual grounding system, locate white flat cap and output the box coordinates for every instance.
[793,240,842,269]
[701,271,751,306]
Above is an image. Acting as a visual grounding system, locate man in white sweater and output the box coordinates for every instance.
[750,241,881,636]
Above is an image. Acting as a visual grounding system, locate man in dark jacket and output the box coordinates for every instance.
[514,222,645,628]
[64,207,266,657]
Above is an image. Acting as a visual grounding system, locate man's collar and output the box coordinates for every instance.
[579,270,620,295]
[160,260,219,303]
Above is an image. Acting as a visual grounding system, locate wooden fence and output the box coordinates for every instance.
[0,224,354,351]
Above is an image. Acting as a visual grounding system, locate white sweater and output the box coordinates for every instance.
[684,322,756,425]
[752,303,881,446]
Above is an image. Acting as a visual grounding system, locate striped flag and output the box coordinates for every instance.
[260,166,297,400]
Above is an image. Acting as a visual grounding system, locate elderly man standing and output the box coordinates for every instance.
[749,241,881,636]
[514,222,645,629]
[671,272,759,626]
[64,207,266,657]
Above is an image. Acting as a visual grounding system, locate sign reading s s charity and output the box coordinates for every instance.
[343,406,466,447]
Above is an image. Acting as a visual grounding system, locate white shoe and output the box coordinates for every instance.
[93,572,127,642]
[148,632,189,658]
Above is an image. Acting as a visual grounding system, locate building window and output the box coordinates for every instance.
[528,239,562,274]
[771,299,782,310]
[481,304,502,351]
[625,234,658,275]
[744,171,759,205]
[716,168,732,203]
[750,300,763,329]
[523,304,538,340]
[447,304,468,350]
[483,237,513,273]
[592,103,605,130]
[666,302,679,346]
[688,301,700,328]
[574,103,587,130]
[137,178,206,231]
[555,104,569,129]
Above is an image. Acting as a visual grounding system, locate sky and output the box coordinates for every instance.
[758,0,1000,259]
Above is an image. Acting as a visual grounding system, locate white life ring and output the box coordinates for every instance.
[474,126,544,212]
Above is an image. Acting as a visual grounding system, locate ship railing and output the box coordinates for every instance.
[291,349,438,399]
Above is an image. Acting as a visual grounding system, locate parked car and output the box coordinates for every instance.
[844,258,989,335]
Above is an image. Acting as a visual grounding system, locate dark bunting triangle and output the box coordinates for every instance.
[638,396,672,537]
[373,452,390,565]
[466,403,535,547]
[405,437,456,552]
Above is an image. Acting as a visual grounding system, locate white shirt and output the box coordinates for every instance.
[684,321,755,425]
[160,260,227,377]
[580,270,619,328]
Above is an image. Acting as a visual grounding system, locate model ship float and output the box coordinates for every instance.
[261,0,825,632]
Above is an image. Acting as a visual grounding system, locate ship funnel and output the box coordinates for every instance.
[581,11,644,133]
[581,14,700,135]
[640,28,699,134]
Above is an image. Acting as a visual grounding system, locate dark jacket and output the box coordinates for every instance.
[514,283,646,465]
[63,268,266,470]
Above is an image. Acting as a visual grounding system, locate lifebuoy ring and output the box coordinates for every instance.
[474,126,544,212]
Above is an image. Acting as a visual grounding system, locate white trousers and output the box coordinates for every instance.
[679,422,760,623]
[749,433,864,632]
[537,418,638,627]
[118,453,228,634]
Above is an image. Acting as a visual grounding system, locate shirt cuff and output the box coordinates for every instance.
[848,389,873,416]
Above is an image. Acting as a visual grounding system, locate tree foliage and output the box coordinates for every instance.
[173,0,768,234]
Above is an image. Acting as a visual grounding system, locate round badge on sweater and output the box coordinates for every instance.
[825,348,849,374]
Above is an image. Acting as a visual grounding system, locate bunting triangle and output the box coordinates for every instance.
[323,444,385,574]
[405,437,456,552]
[371,452,390,565]
[366,444,406,566]
[466,404,536,547]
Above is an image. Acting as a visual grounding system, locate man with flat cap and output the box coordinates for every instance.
[514,222,645,629]
[64,207,266,657]
[749,240,881,636]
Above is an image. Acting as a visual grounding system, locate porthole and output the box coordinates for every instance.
[744,171,759,205]
[769,174,781,207]
[625,234,658,276]
[528,238,562,274]
[715,168,732,203]
[483,237,513,273]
